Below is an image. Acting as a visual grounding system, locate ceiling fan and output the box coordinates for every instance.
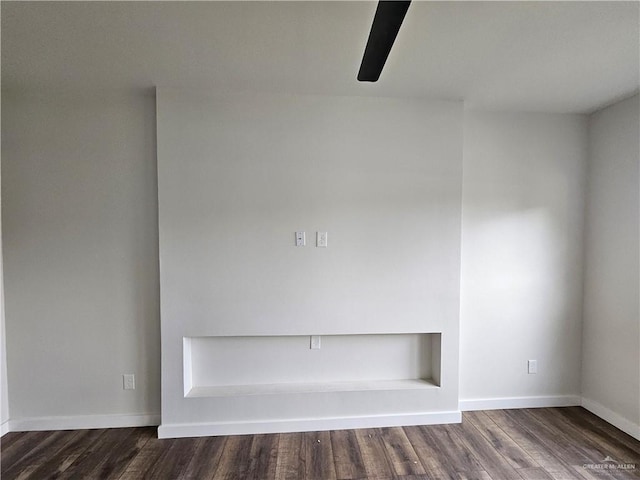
[358,1,412,82]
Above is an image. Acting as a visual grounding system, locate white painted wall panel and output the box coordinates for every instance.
[582,95,640,433]
[460,110,587,401]
[157,89,463,432]
[2,90,160,421]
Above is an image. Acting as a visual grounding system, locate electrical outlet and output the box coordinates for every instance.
[316,231,328,247]
[295,231,306,247]
[310,335,321,350]
[123,374,136,390]
[527,360,537,374]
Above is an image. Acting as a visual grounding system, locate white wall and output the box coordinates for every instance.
[1,86,634,436]
[2,89,160,426]
[460,110,588,407]
[581,95,640,438]
[157,89,463,435]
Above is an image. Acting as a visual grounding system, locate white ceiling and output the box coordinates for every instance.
[2,1,638,113]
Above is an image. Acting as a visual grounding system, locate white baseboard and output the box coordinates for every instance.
[1,420,9,437]
[8,413,160,432]
[581,397,640,441]
[158,410,462,439]
[3,397,637,443]
[459,395,582,411]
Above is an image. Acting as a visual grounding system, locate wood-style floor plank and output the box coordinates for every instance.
[517,467,555,480]
[1,431,53,474]
[2,408,639,480]
[330,429,367,479]
[354,428,395,478]
[378,426,427,476]
[540,407,640,466]
[117,435,173,480]
[529,409,640,480]
[303,430,337,480]
[246,433,279,480]
[2,430,81,480]
[143,437,200,480]
[275,432,304,480]
[503,410,621,480]
[394,476,433,480]
[182,435,226,480]
[484,409,585,480]
[26,428,106,479]
[403,425,456,479]
[427,424,486,475]
[464,411,539,469]
[456,471,494,480]
[449,420,525,480]
[13,464,39,480]
[510,410,616,472]
[0,432,27,451]
[213,434,254,480]
[62,426,150,480]
[561,407,640,456]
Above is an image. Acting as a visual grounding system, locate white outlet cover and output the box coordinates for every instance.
[123,374,136,390]
[527,360,537,374]
[316,231,328,247]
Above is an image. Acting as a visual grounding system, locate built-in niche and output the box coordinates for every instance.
[183,333,441,397]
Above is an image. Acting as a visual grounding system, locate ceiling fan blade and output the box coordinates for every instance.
[358,1,411,82]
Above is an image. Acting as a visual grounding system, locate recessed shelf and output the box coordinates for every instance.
[186,378,438,398]
[184,333,441,398]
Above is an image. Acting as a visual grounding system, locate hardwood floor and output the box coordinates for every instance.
[1,407,639,479]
